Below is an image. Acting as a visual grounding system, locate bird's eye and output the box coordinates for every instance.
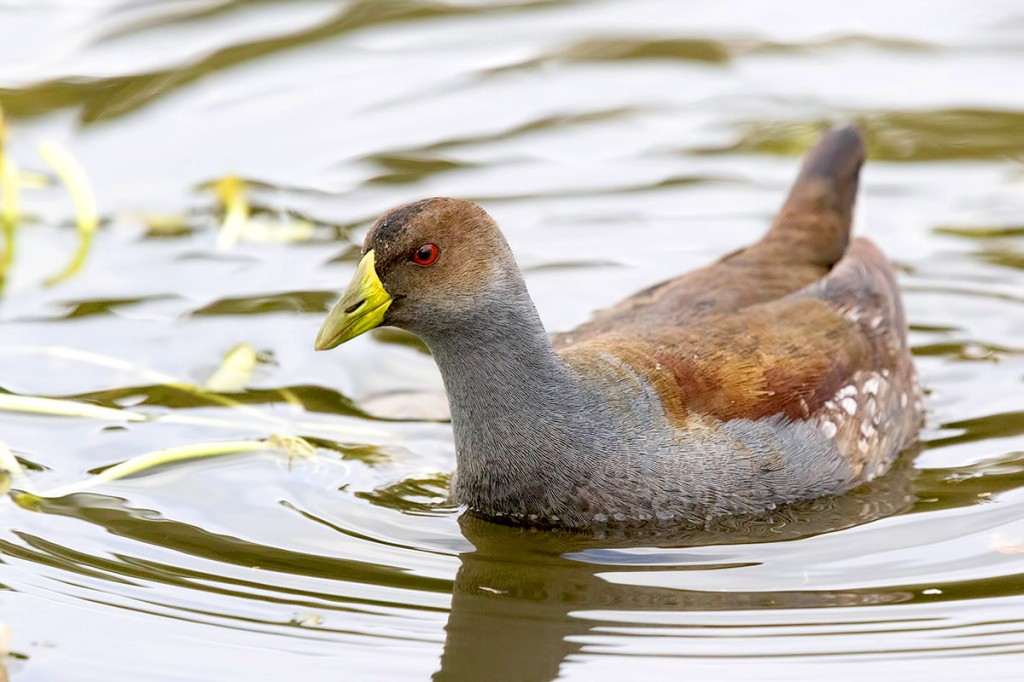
[411,243,440,266]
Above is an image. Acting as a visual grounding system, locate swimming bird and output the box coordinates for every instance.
[316,125,922,529]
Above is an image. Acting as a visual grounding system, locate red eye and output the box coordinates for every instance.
[412,243,440,266]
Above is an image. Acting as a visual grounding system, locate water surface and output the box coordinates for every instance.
[1,1,1024,680]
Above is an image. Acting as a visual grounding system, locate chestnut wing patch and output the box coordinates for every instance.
[552,255,829,348]
[575,298,871,425]
[563,238,906,427]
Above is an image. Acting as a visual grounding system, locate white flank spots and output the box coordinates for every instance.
[821,421,837,439]
[841,397,858,415]
[838,385,857,399]
[864,376,880,395]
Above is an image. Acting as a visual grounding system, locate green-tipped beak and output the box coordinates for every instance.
[315,250,392,351]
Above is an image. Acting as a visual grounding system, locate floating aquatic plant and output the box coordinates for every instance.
[0,439,26,496]
[204,342,262,393]
[12,434,316,503]
[214,175,249,249]
[0,106,19,292]
[0,344,271,421]
[203,343,303,407]
[0,393,146,422]
[213,175,315,248]
[40,140,99,285]
[0,439,26,481]
[0,346,387,439]
[0,105,99,290]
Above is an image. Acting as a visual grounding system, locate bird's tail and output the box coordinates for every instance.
[759,125,865,267]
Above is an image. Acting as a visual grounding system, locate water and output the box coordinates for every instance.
[1,1,1023,679]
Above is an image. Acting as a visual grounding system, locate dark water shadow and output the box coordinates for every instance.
[0,0,570,123]
[700,110,1024,161]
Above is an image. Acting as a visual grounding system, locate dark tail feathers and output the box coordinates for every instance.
[762,124,865,267]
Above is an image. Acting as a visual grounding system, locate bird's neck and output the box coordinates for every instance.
[418,290,600,517]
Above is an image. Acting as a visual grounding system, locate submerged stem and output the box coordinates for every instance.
[215,175,249,249]
[16,434,317,502]
[40,141,99,286]
[0,107,18,292]
[0,393,146,421]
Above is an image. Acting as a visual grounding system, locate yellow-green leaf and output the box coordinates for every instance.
[215,175,249,249]
[0,394,146,422]
[25,434,316,499]
[204,343,260,393]
[39,140,99,285]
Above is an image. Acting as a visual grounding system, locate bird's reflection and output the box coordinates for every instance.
[434,451,921,681]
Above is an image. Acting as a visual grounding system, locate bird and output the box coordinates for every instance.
[315,125,923,530]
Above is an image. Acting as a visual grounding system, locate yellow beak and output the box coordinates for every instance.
[315,250,393,350]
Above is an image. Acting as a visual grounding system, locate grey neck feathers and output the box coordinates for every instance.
[416,280,602,515]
